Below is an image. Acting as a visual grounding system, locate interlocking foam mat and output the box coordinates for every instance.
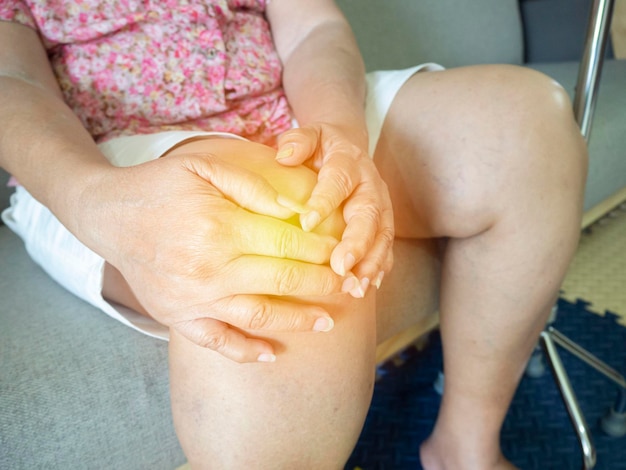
[561,204,626,327]
[347,298,626,470]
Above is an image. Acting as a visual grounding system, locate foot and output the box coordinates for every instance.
[419,435,518,470]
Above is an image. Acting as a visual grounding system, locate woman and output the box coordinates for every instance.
[0,1,587,468]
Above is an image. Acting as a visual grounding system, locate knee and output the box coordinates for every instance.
[485,65,585,152]
[500,66,588,189]
[428,65,588,236]
[485,65,572,113]
[463,64,588,168]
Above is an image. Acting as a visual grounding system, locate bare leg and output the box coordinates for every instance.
[374,65,588,469]
[169,292,377,469]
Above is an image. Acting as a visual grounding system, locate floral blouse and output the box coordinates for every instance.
[0,0,292,145]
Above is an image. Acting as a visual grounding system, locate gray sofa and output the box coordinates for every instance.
[1,1,625,468]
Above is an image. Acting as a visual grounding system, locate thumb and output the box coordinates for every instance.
[275,127,320,166]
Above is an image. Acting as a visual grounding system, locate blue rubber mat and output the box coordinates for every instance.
[346,298,626,469]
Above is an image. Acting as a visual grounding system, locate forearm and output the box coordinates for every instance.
[0,77,112,227]
[278,16,369,150]
[0,22,115,242]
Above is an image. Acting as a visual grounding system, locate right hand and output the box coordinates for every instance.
[77,151,345,362]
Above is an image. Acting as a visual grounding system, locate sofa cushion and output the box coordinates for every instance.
[0,169,11,218]
[336,0,524,71]
[520,0,615,63]
[0,227,186,469]
[529,59,626,211]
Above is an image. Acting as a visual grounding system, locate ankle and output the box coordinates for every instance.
[419,433,517,470]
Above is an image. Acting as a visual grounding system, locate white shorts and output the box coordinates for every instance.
[2,63,443,341]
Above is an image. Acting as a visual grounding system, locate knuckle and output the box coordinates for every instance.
[347,203,380,234]
[379,225,395,247]
[321,165,354,197]
[361,204,381,224]
[319,273,337,295]
[277,227,297,258]
[283,312,307,330]
[274,264,303,295]
[380,230,394,251]
[348,142,365,159]
[246,301,273,330]
[199,330,227,352]
[312,192,338,216]
[247,174,272,199]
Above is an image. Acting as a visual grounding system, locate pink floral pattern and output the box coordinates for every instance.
[0,0,292,145]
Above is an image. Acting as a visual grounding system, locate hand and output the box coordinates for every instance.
[79,150,344,362]
[276,123,394,296]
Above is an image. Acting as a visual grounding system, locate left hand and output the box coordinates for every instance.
[275,123,394,297]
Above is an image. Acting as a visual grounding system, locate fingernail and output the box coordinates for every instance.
[313,316,334,332]
[361,277,370,294]
[257,353,276,363]
[374,271,385,289]
[341,275,359,293]
[301,211,321,232]
[350,278,367,298]
[275,146,294,160]
[340,253,356,276]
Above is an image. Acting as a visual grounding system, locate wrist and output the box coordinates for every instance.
[313,120,370,156]
[52,160,121,257]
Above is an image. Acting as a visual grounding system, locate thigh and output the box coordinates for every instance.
[165,137,378,468]
[169,291,377,469]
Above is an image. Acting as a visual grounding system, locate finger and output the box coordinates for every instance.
[375,204,396,277]
[233,211,339,264]
[223,257,343,297]
[331,189,395,278]
[381,248,394,283]
[349,204,394,294]
[299,157,361,232]
[275,127,320,165]
[351,224,394,282]
[375,182,395,276]
[173,318,277,363]
[184,156,294,220]
[329,191,380,276]
[208,295,334,333]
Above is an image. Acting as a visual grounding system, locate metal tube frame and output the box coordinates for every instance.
[548,327,626,390]
[538,1,619,469]
[573,0,616,141]
[540,324,626,469]
[540,331,597,470]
